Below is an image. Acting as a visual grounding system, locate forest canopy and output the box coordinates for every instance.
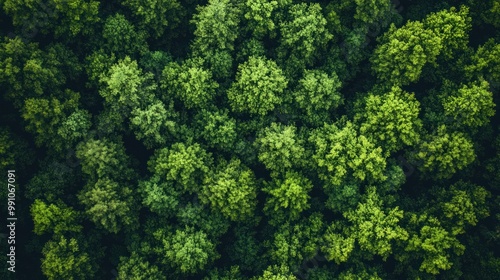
[1,0,499,279]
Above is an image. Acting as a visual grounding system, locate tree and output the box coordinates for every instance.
[266,214,324,270]
[31,200,82,235]
[117,251,166,280]
[263,171,312,222]
[371,20,442,86]
[422,6,471,58]
[57,109,92,144]
[2,0,100,37]
[21,90,80,150]
[292,70,343,125]
[147,142,213,193]
[228,56,287,115]
[76,138,133,181]
[253,264,298,280]
[195,109,238,151]
[78,178,138,234]
[201,158,258,221]
[161,58,219,109]
[411,125,476,179]
[139,175,180,217]
[441,80,495,128]
[190,0,240,55]
[466,39,500,85]
[156,227,219,274]
[254,123,305,173]
[402,213,465,275]
[344,187,408,259]
[354,0,392,25]
[309,120,387,186]
[243,0,279,38]
[102,13,148,57]
[99,56,156,114]
[354,86,422,154]
[130,100,177,148]
[278,3,332,73]
[41,235,100,280]
[120,0,183,38]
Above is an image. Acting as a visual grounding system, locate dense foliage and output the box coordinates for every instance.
[1,0,499,279]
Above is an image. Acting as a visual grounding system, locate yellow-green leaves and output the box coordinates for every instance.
[355,86,422,154]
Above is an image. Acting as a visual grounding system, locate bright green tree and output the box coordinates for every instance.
[411,125,476,179]
[201,158,258,221]
[190,0,240,55]
[371,20,442,86]
[161,58,218,109]
[31,200,82,235]
[442,80,495,128]
[354,86,422,154]
[309,120,387,186]
[344,187,408,259]
[195,109,238,151]
[117,252,166,280]
[292,70,343,124]
[228,56,287,115]
[263,171,312,221]
[156,227,219,274]
[278,3,332,72]
[254,123,305,173]
[41,235,99,280]
[130,100,177,148]
[148,142,213,193]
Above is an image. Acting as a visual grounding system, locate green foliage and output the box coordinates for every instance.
[423,6,471,58]
[161,58,219,109]
[263,171,312,221]
[102,13,148,57]
[292,70,343,124]
[139,175,180,217]
[403,214,465,275]
[41,235,99,280]
[191,0,240,55]
[57,109,92,143]
[309,120,387,186]
[148,142,213,193]
[22,90,80,149]
[156,227,218,274]
[78,178,138,233]
[228,56,287,115]
[412,125,476,179]
[76,138,132,181]
[467,39,500,84]
[117,252,165,280]
[354,0,392,24]
[100,56,156,112]
[130,100,177,148]
[201,158,257,221]
[442,80,496,128]
[31,200,82,235]
[355,86,422,154]
[243,0,278,38]
[121,0,182,38]
[278,3,332,72]
[254,123,305,173]
[2,0,100,37]
[253,264,298,280]
[371,20,442,86]
[344,187,408,259]
[195,109,238,151]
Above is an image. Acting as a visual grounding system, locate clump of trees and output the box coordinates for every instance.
[1,0,499,279]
